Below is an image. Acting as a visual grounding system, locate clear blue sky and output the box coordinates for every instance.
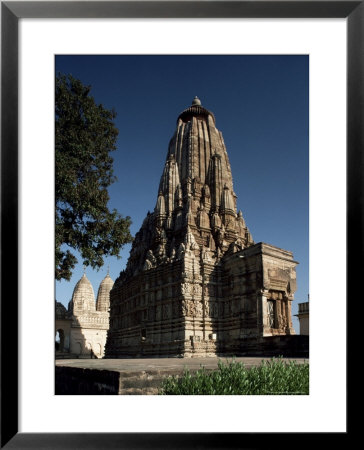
[55,55,309,332]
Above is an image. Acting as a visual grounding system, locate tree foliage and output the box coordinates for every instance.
[56,73,132,281]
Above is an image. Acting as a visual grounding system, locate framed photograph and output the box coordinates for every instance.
[1,1,356,447]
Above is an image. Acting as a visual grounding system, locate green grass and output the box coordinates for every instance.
[159,357,309,395]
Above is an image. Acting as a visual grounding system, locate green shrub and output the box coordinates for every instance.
[159,357,309,395]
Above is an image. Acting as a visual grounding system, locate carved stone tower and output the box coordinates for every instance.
[105,98,297,358]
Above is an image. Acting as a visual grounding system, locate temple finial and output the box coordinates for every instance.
[192,96,201,106]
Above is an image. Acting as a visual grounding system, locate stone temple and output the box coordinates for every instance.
[105,97,298,358]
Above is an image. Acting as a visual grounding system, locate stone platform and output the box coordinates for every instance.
[55,357,308,395]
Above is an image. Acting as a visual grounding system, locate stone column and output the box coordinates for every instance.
[64,334,70,351]
[282,298,286,327]
[276,298,281,329]
[285,297,295,334]
[259,289,271,337]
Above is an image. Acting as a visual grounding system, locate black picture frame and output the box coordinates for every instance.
[1,1,356,448]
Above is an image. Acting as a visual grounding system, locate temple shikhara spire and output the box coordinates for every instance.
[105,98,298,358]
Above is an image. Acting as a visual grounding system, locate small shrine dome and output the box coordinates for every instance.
[55,301,69,320]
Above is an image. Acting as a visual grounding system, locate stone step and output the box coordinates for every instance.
[119,375,165,390]
[118,387,160,395]
[55,352,79,359]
